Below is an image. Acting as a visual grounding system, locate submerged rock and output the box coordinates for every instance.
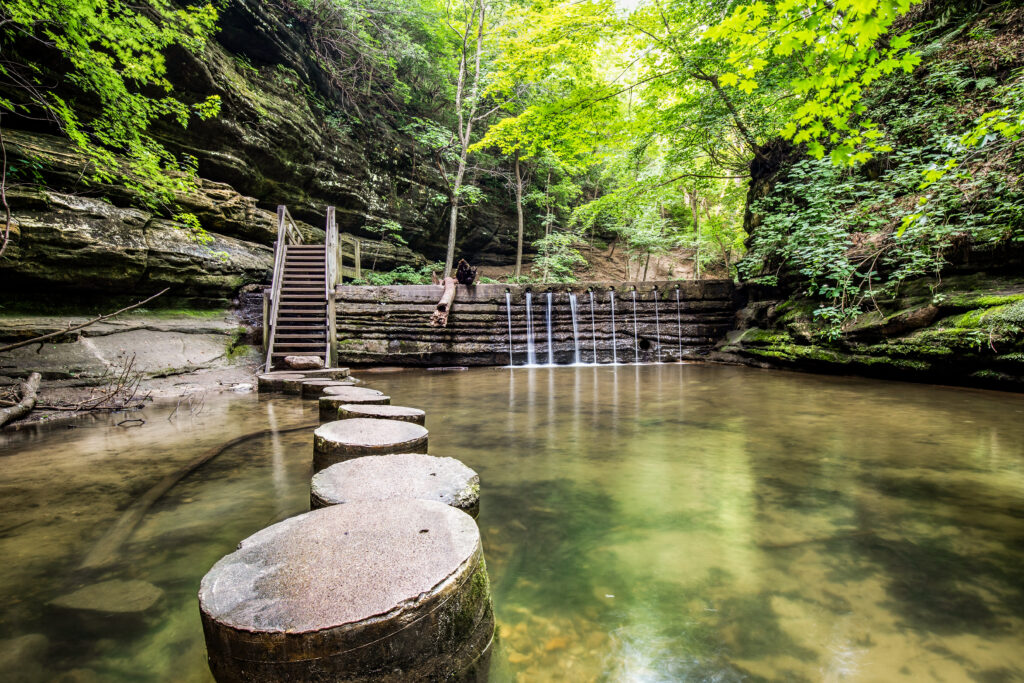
[49,579,164,614]
[198,500,493,682]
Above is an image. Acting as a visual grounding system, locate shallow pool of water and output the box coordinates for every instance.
[2,364,1023,681]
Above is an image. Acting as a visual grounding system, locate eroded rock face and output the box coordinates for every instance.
[2,0,519,302]
[198,501,493,682]
[1,188,272,299]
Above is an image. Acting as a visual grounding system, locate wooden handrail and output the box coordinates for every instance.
[264,205,306,371]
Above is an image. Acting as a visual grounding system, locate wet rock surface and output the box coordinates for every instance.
[313,417,427,471]
[199,500,493,682]
[317,387,389,421]
[337,403,425,425]
[311,453,479,516]
[300,379,353,398]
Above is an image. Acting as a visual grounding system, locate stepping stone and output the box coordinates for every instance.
[292,367,350,380]
[313,418,427,472]
[256,373,304,393]
[318,387,390,422]
[300,379,354,398]
[337,403,425,425]
[311,453,479,517]
[199,500,494,682]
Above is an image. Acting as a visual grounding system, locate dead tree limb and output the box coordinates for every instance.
[0,372,40,427]
[79,422,318,570]
[0,288,169,354]
[430,276,457,327]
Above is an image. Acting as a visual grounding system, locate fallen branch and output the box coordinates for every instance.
[0,372,40,427]
[0,288,169,354]
[79,422,319,570]
[430,276,457,327]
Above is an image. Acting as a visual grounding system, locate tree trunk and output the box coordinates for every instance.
[430,277,458,327]
[444,159,467,277]
[542,169,552,283]
[0,372,40,428]
[514,151,524,278]
[690,193,701,281]
[642,252,651,281]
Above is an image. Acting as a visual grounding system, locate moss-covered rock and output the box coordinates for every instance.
[717,274,1024,390]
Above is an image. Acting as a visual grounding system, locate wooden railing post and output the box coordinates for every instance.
[325,207,338,368]
[354,239,362,280]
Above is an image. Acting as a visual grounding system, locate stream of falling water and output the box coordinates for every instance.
[525,291,536,366]
[653,288,661,363]
[588,290,598,364]
[609,290,618,364]
[568,292,581,365]
[631,289,639,364]
[545,292,554,365]
[675,287,683,361]
[505,291,514,366]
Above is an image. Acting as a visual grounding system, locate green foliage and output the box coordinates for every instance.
[277,0,456,113]
[705,0,924,165]
[350,261,445,285]
[0,0,221,209]
[532,232,586,282]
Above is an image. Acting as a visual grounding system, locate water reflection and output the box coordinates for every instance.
[1,365,1023,681]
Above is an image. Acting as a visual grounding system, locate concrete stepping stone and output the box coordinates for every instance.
[318,387,390,421]
[313,418,427,472]
[311,453,479,517]
[199,500,493,682]
[300,379,355,398]
[337,403,425,425]
[256,373,304,393]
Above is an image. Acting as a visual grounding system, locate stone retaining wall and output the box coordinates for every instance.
[335,281,738,366]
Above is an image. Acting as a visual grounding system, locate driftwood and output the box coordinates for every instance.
[0,288,168,354]
[79,422,318,570]
[430,276,457,327]
[0,372,40,427]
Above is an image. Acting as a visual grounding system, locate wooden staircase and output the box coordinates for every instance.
[269,244,329,365]
[264,206,340,370]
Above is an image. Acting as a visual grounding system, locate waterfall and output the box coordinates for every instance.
[569,292,581,365]
[675,287,682,361]
[525,291,536,366]
[588,290,597,364]
[609,290,618,364]
[653,289,661,363]
[505,291,514,366]
[545,292,554,365]
[631,289,639,364]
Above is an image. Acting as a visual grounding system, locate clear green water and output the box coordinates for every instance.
[2,364,1023,681]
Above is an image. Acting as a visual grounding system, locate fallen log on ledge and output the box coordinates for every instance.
[0,372,41,428]
[430,276,457,327]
